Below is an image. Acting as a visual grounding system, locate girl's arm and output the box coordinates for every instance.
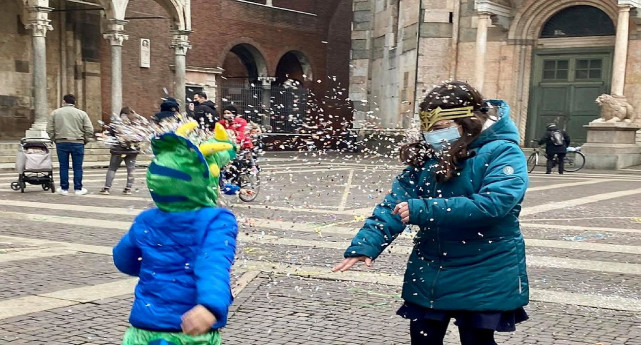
[407,143,528,228]
[343,168,420,260]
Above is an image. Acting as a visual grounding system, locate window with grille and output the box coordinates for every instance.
[575,59,603,80]
[540,5,615,38]
[542,60,569,81]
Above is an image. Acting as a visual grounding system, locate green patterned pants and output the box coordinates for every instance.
[122,327,221,345]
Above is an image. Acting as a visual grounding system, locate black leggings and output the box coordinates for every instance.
[410,319,497,345]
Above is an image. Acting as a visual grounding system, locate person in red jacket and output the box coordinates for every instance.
[218,105,251,148]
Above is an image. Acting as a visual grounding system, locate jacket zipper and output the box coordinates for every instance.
[428,180,441,308]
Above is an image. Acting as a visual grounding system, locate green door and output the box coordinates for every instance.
[527,51,612,145]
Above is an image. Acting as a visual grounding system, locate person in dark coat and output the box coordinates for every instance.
[152,97,180,124]
[333,81,529,345]
[188,92,219,130]
[537,123,570,174]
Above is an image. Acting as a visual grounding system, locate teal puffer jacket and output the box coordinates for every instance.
[345,100,529,312]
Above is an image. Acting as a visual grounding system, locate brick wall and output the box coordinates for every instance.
[102,0,352,128]
[101,0,175,121]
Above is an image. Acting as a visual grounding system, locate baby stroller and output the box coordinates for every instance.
[11,138,55,193]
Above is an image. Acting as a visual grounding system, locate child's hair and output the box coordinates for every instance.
[400,81,491,183]
[223,105,238,115]
[120,107,133,116]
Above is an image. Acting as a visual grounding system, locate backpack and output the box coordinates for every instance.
[550,130,565,146]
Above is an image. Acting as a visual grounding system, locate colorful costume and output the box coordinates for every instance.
[113,122,238,345]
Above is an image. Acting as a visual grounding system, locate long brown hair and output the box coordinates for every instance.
[400,81,491,183]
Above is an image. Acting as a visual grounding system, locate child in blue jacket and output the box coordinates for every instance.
[113,122,238,345]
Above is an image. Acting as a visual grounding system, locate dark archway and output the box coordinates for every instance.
[275,51,312,86]
[222,44,267,83]
[540,5,615,38]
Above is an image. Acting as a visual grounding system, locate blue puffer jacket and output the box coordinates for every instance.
[345,100,529,312]
[113,207,237,331]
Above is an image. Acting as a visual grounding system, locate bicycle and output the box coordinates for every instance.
[221,149,261,202]
[527,142,586,173]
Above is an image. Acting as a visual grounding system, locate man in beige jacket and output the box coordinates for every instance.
[46,94,94,195]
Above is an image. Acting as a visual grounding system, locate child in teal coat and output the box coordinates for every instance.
[334,81,529,345]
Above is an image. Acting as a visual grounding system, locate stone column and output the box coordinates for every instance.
[258,76,275,127]
[612,5,632,96]
[25,5,53,138]
[103,20,128,117]
[171,31,191,109]
[474,12,491,93]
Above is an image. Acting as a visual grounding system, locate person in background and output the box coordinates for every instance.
[46,94,94,196]
[99,107,151,195]
[537,123,571,174]
[188,92,219,130]
[152,97,180,125]
[218,105,248,146]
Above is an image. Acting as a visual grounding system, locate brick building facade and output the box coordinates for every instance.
[1,0,352,139]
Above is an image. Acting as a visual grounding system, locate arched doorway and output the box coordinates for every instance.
[275,51,312,85]
[220,44,268,123]
[271,51,313,133]
[526,5,615,145]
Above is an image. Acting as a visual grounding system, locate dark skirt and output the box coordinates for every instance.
[397,302,528,332]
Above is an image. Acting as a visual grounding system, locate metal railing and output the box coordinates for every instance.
[220,79,309,133]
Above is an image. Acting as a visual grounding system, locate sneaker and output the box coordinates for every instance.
[57,189,69,196]
[123,188,132,195]
[99,188,110,195]
[74,188,88,195]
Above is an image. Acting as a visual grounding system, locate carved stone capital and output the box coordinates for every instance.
[171,31,192,56]
[618,0,641,9]
[26,21,53,37]
[475,0,512,31]
[257,76,276,86]
[103,31,129,46]
[25,5,53,37]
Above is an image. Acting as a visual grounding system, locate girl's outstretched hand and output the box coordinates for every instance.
[393,201,410,223]
[332,256,373,272]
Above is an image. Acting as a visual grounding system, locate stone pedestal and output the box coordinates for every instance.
[582,122,641,169]
[25,122,49,139]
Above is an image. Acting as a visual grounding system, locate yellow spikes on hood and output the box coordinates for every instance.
[199,142,234,156]
[175,121,199,137]
[209,163,220,177]
[214,123,229,142]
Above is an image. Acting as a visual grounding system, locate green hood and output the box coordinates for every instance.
[146,123,235,212]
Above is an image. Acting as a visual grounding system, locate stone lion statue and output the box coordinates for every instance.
[592,94,637,123]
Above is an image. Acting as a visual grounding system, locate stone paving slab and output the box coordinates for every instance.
[0,253,122,301]
[527,194,641,220]
[0,221,124,247]
[234,243,641,302]
[522,219,641,231]
[525,246,641,264]
[523,180,641,205]
[1,275,640,344]
[520,226,641,246]
[225,274,641,345]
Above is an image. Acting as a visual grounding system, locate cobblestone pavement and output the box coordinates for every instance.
[0,153,641,344]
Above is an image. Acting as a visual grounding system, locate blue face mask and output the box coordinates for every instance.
[423,126,461,152]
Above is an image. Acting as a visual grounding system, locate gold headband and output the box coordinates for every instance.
[419,106,475,131]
